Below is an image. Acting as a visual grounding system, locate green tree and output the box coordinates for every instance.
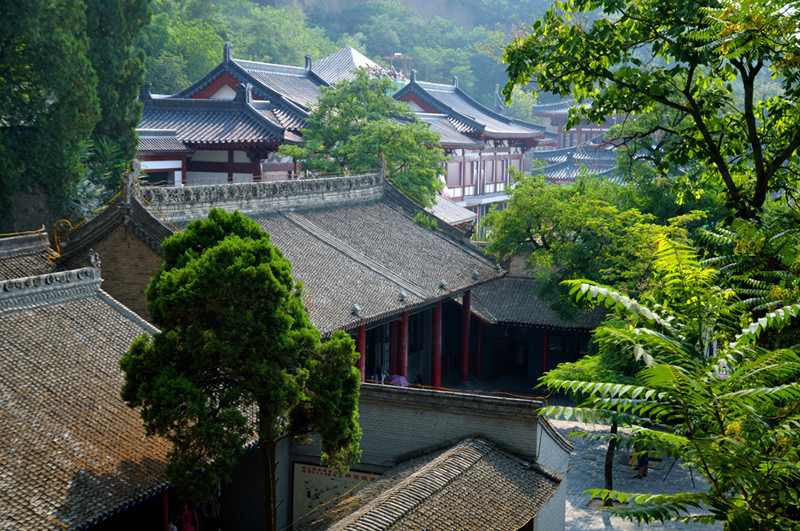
[542,238,800,529]
[280,69,447,206]
[0,0,100,229]
[120,209,362,529]
[482,171,695,316]
[503,0,800,217]
[85,0,152,162]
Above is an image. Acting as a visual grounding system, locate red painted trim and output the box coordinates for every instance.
[460,290,471,382]
[399,311,409,378]
[398,92,439,114]
[357,325,366,382]
[191,71,264,100]
[431,301,442,389]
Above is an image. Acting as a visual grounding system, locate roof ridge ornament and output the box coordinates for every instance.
[234,83,253,103]
[224,41,233,64]
[411,69,417,83]
[139,83,152,102]
[305,54,312,73]
[453,75,458,88]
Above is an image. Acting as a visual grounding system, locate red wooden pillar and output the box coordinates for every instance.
[460,290,471,382]
[431,300,442,389]
[163,490,169,531]
[476,323,483,382]
[542,327,549,375]
[399,311,409,378]
[390,320,399,375]
[357,325,366,381]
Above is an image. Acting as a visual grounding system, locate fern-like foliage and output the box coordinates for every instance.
[542,236,800,529]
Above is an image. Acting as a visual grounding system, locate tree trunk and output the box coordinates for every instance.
[259,420,277,530]
[603,421,618,508]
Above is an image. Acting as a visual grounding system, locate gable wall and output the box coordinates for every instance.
[62,224,162,321]
[191,71,265,100]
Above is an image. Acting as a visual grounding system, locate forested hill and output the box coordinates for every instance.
[266,0,547,30]
[140,0,549,107]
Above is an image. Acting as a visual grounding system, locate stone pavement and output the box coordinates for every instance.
[550,418,722,531]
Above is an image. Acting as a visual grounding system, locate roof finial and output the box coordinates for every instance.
[305,54,312,72]
[411,69,417,83]
[453,75,459,88]
[224,42,233,64]
[139,83,152,102]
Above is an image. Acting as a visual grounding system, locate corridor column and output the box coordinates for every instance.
[357,325,366,381]
[460,290,471,382]
[431,300,442,389]
[399,311,409,378]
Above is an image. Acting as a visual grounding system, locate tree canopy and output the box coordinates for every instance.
[0,0,151,230]
[503,0,800,217]
[280,69,447,206]
[120,208,361,528]
[481,170,705,316]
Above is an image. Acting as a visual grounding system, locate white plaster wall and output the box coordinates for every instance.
[534,481,567,531]
[186,172,227,186]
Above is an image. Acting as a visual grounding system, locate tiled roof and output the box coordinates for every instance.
[234,59,325,109]
[397,78,549,139]
[426,195,476,226]
[0,267,170,530]
[470,276,605,329]
[0,232,59,280]
[313,47,378,85]
[137,129,194,154]
[309,437,561,530]
[137,172,504,335]
[139,97,289,145]
[531,99,576,117]
[416,113,485,148]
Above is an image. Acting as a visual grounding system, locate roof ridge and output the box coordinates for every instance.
[334,438,494,530]
[0,267,101,313]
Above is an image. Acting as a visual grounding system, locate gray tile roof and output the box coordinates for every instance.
[470,276,605,329]
[137,171,504,335]
[0,268,170,530]
[416,113,485,148]
[309,437,561,530]
[397,78,550,140]
[233,59,325,109]
[137,129,194,154]
[426,195,476,226]
[0,232,59,280]
[312,47,379,85]
[139,97,292,146]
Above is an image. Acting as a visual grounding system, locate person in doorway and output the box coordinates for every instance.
[178,501,199,531]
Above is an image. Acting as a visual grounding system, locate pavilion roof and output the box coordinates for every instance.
[395,75,555,142]
[139,86,302,147]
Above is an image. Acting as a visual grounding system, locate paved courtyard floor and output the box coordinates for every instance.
[550,418,722,531]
